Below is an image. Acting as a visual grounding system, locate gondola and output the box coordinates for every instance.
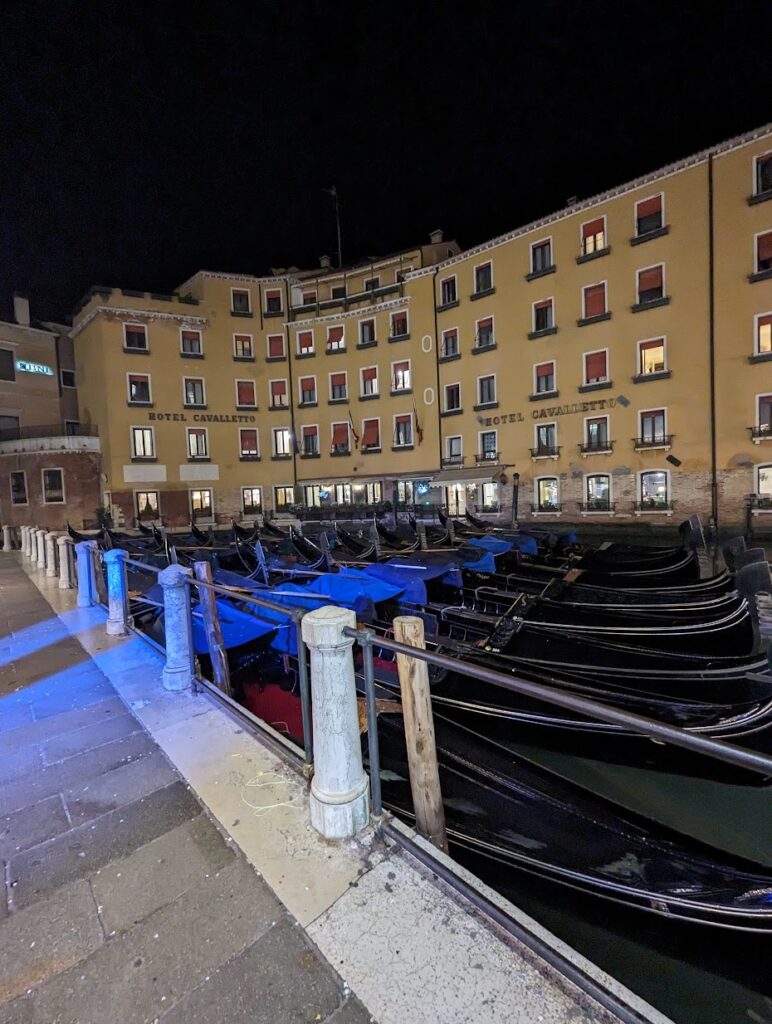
[375,713,772,931]
[66,522,103,543]
[374,519,420,553]
[232,519,261,544]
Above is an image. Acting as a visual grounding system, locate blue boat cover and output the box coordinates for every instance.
[191,600,277,655]
[462,535,513,556]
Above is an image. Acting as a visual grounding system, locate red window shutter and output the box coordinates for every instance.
[534,299,552,311]
[536,362,554,378]
[758,232,772,262]
[266,289,280,301]
[302,425,317,438]
[640,338,664,352]
[394,361,409,374]
[585,351,607,380]
[584,284,606,317]
[328,326,344,344]
[639,266,663,293]
[396,414,411,426]
[268,336,284,357]
[362,420,379,445]
[478,317,493,330]
[241,429,257,449]
[271,380,286,397]
[302,292,316,304]
[332,422,348,444]
[182,330,198,343]
[582,218,604,239]
[298,331,313,350]
[301,376,314,391]
[237,381,254,405]
[637,195,661,218]
[362,367,377,381]
[331,372,346,387]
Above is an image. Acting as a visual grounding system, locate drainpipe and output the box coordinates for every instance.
[708,153,719,533]
[432,269,443,502]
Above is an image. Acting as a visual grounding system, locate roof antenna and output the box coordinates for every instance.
[322,186,343,268]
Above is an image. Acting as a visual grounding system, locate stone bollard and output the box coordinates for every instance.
[75,540,98,607]
[3,524,13,551]
[159,564,196,691]
[36,529,47,569]
[104,549,130,636]
[20,525,29,556]
[58,536,74,589]
[45,532,58,577]
[301,605,369,839]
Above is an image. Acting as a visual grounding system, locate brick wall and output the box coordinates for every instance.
[0,451,102,530]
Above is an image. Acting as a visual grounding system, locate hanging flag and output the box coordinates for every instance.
[290,427,300,454]
[348,411,360,448]
[413,401,424,446]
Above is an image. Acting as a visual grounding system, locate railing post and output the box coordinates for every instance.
[36,529,47,569]
[2,525,13,551]
[393,615,448,853]
[158,564,196,691]
[58,536,74,589]
[301,605,369,839]
[20,526,28,556]
[75,540,98,607]
[192,561,232,696]
[45,532,58,577]
[104,548,130,636]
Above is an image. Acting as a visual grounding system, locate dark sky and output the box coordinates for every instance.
[1,0,770,322]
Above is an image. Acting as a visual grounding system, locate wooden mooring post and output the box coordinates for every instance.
[393,615,448,854]
[193,561,233,697]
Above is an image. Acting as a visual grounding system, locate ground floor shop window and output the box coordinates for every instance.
[355,481,382,505]
[536,477,560,512]
[135,490,159,520]
[10,471,27,505]
[242,487,262,516]
[190,488,213,520]
[398,480,414,504]
[334,483,351,505]
[639,470,669,509]
[274,486,294,511]
[42,468,65,504]
[305,485,322,507]
[479,482,499,512]
[585,474,611,511]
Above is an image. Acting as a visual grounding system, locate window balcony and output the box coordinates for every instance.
[330,446,351,457]
[632,370,671,383]
[579,501,616,514]
[441,455,465,467]
[579,439,615,456]
[300,450,320,459]
[475,451,500,463]
[530,503,562,514]
[749,426,772,443]
[238,454,261,462]
[633,500,675,514]
[577,379,613,394]
[631,295,670,313]
[633,434,673,451]
[747,495,772,512]
[629,225,670,246]
[530,445,561,460]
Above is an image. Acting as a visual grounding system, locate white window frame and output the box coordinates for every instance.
[754,312,772,355]
[533,421,558,459]
[328,369,349,401]
[478,429,498,458]
[473,260,493,294]
[41,467,65,505]
[634,192,665,236]
[390,309,410,339]
[331,420,351,453]
[360,365,379,397]
[182,376,206,407]
[390,358,411,393]
[441,327,460,358]
[273,485,295,511]
[272,427,292,457]
[130,424,155,459]
[637,336,668,376]
[392,413,414,448]
[298,374,318,405]
[269,378,289,409]
[638,406,669,446]
[582,347,610,385]
[531,297,555,332]
[583,413,611,451]
[179,327,203,356]
[263,287,283,314]
[187,426,209,460]
[296,329,315,356]
[582,280,608,319]
[361,416,382,451]
[60,368,76,388]
[583,472,613,513]
[530,237,553,274]
[753,150,772,196]
[358,317,377,345]
[300,423,320,456]
[477,373,497,406]
[189,488,214,522]
[636,468,672,514]
[439,274,458,305]
[10,469,28,506]
[579,214,607,255]
[134,489,160,519]
[636,263,666,304]
[534,475,560,514]
[753,229,772,273]
[446,435,463,459]
[241,486,263,516]
[233,333,254,359]
[238,426,260,459]
[123,321,148,351]
[474,314,495,349]
[755,392,772,430]
[326,324,346,352]
[444,382,461,411]
[126,371,152,405]
[533,360,557,395]
[266,334,286,360]
[755,464,772,507]
[230,286,252,314]
[235,378,257,408]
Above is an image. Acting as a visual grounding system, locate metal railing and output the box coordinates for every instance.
[633,434,674,449]
[0,423,99,442]
[529,445,561,459]
[579,440,615,454]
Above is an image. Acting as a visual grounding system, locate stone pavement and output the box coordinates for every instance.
[0,558,370,1024]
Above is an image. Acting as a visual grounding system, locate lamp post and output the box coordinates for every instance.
[512,472,520,528]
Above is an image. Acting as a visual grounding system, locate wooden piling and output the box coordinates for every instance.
[393,615,448,853]
[193,561,233,697]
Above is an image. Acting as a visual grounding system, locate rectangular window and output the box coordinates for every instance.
[181,330,202,355]
[758,315,772,355]
[191,488,212,518]
[584,350,608,383]
[581,217,606,255]
[360,319,376,345]
[299,376,317,404]
[361,366,378,396]
[445,383,461,411]
[334,483,352,505]
[267,335,285,359]
[756,154,772,195]
[327,326,345,352]
[274,486,294,511]
[397,481,414,505]
[440,277,457,304]
[480,482,499,511]
[390,311,408,339]
[537,477,559,511]
[61,369,76,388]
[302,425,319,455]
[0,348,16,380]
[442,329,459,358]
[586,415,609,447]
[640,470,669,508]
[264,289,282,313]
[364,276,380,292]
[635,194,663,236]
[131,426,155,459]
[478,374,496,405]
[758,466,772,502]
[535,361,556,393]
[302,290,317,305]
[187,427,208,459]
[637,265,664,304]
[531,239,552,273]
[239,428,259,458]
[392,360,411,392]
[42,468,64,504]
[640,409,666,443]
[583,283,607,318]
[273,428,292,457]
[124,324,148,351]
[536,423,556,452]
[305,485,322,508]
[331,421,350,454]
[236,379,256,408]
[242,487,262,516]
[136,490,159,519]
[586,474,610,510]
[474,263,493,294]
[447,436,462,460]
[480,430,497,458]
[639,338,666,375]
[758,395,772,431]
[231,288,251,314]
[361,418,380,450]
[270,379,288,408]
[65,420,80,436]
[533,299,554,332]
[128,373,151,404]
[365,482,382,503]
[234,334,254,359]
[10,471,27,506]
[757,232,772,273]
[331,285,346,300]
[330,372,348,401]
[297,330,314,355]
[183,377,205,407]
[394,414,413,447]
[475,317,494,349]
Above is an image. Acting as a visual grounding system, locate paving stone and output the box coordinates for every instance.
[0,795,70,859]
[0,705,34,737]
[63,751,178,827]
[324,996,376,1024]
[159,917,344,1024]
[40,712,140,765]
[0,880,103,1004]
[0,731,156,816]
[8,782,201,909]
[30,858,282,1024]
[92,813,236,935]
[0,745,42,785]
[0,697,129,757]
[0,994,33,1023]
[29,678,116,720]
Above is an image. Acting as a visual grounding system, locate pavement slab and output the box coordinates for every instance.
[0,696,129,755]
[62,750,179,827]
[40,711,142,764]
[0,795,70,860]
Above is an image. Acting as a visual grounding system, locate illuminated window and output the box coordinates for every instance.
[581,217,606,255]
[127,373,151,404]
[131,426,155,459]
[274,486,294,511]
[640,471,669,508]
[242,487,262,516]
[136,491,159,519]
[361,366,378,396]
[536,477,559,511]
[391,360,411,392]
[234,334,253,359]
[183,377,205,407]
[270,379,288,409]
[638,338,667,375]
[187,427,209,459]
[757,315,772,355]
[191,488,212,518]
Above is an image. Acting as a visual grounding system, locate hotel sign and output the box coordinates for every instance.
[16,360,54,376]
[480,397,616,426]
[147,411,256,423]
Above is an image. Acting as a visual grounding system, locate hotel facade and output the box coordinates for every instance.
[6,124,771,532]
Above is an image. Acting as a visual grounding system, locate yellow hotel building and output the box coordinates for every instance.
[69,124,772,532]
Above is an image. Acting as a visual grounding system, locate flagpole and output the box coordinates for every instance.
[324,186,343,268]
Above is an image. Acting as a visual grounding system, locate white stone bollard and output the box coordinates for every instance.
[58,536,74,589]
[3,525,13,551]
[36,529,47,569]
[20,526,28,555]
[301,605,369,839]
[75,540,98,607]
[159,564,196,691]
[104,548,130,636]
[45,532,58,577]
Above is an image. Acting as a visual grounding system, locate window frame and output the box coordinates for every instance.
[579,215,607,256]
[123,322,148,352]
[534,475,560,512]
[359,317,377,346]
[439,275,458,306]
[41,467,65,505]
[638,469,671,510]
[583,348,609,386]
[328,369,349,402]
[639,406,668,444]
[272,426,293,458]
[134,489,160,520]
[581,280,608,320]
[584,472,612,511]
[180,328,203,357]
[479,429,498,459]
[755,392,772,430]
[10,469,28,506]
[266,334,286,360]
[182,376,206,408]
[360,365,379,397]
[753,151,772,196]
[241,486,263,517]
[130,424,156,460]
[273,485,295,511]
[297,329,315,356]
[446,435,463,460]
[389,309,410,340]
[186,425,209,460]
[584,413,611,448]
[233,333,254,360]
[263,287,283,315]
[190,488,214,522]
[331,420,352,455]
[637,336,668,376]
[636,263,666,305]
[441,327,460,359]
[444,382,461,412]
[530,237,553,274]
[238,426,261,460]
[269,378,289,409]
[326,324,346,353]
[60,368,76,388]
[634,192,665,237]
[474,315,495,350]
[300,423,320,457]
[392,412,414,448]
[299,374,318,406]
[477,373,497,406]
[473,260,493,295]
[390,358,411,393]
[754,229,772,273]
[532,297,555,333]
[361,417,381,451]
[230,287,252,314]
[235,378,257,409]
[126,371,152,406]
[533,359,557,395]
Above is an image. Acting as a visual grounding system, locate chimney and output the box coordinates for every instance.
[319,254,332,269]
[429,228,444,244]
[13,294,30,327]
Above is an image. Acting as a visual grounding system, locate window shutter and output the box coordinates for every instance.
[362,420,379,446]
[362,366,377,381]
[266,289,280,302]
[640,338,664,352]
[271,380,286,397]
[478,317,492,330]
[638,266,663,293]
[328,326,344,344]
[331,372,346,387]
[268,336,284,357]
[298,331,313,350]
[536,362,553,379]
[585,351,607,380]
[332,422,348,444]
[582,218,604,239]
[637,195,661,218]
[241,429,257,449]
[237,381,254,404]
[584,284,606,317]
[534,299,552,311]
[394,361,409,374]
[303,425,317,438]
[758,232,772,262]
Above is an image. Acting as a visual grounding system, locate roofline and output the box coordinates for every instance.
[0,319,57,338]
[405,122,772,280]
[286,295,410,328]
[70,305,209,338]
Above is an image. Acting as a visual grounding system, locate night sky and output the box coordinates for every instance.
[1,1,770,322]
